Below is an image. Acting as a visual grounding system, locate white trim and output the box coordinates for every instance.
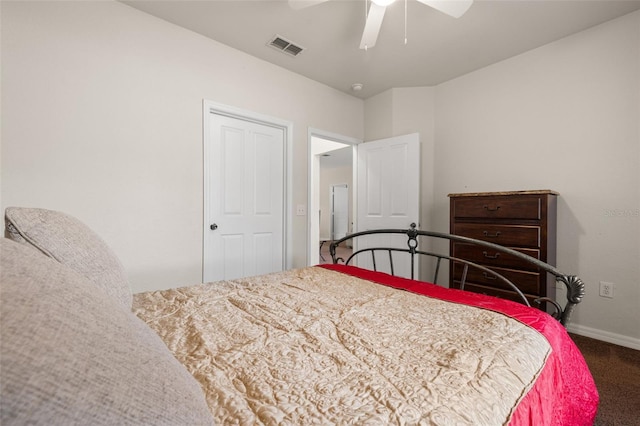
[567,323,640,350]
[202,100,294,279]
[307,128,361,265]
[309,128,361,147]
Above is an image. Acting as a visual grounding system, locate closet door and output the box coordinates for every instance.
[204,113,285,282]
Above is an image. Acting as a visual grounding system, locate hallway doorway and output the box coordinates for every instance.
[308,130,359,265]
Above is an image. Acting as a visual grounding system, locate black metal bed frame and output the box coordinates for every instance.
[329,224,585,327]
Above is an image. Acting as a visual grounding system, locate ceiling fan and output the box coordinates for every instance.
[289,0,473,50]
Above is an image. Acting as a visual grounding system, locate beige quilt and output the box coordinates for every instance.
[133,267,550,425]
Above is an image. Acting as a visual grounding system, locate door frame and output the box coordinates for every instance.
[307,128,361,265]
[203,100,294,281]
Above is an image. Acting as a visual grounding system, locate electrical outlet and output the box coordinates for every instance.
[599,281,614,298]
[296,204,306,216]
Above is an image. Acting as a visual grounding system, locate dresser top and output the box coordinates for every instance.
[447,189,559,198]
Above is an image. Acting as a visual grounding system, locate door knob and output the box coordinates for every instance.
[210,223,218,231]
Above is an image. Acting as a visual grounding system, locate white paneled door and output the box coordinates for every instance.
[356,133,420,278]
[331,184,349,240]
[204,113,285,282]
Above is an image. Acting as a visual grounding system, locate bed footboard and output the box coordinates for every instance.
[329,224,585,326]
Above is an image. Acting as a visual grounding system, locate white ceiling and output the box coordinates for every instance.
[122,0,640,99]
[320,145,353,168]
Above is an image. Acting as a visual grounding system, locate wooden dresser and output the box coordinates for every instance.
[448,190,558,311]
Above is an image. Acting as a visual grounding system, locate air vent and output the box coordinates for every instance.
[268,35,305,57]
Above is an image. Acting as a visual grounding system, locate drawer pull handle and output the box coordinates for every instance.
[482,231,501,238]
[483,205,501,212]
[483,272,497,280]
[483,251,500,259]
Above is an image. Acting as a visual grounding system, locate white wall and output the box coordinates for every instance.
[434,11,640,346]
[0,0,363,292]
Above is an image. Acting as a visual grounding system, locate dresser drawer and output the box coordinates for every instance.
[452,242,540,271]
[449,191,557,308]
[453,223,541,248]
[451,196,542,220]
[452,264,541,294]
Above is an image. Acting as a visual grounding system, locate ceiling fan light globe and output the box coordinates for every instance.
[417,0,473,18]
[372,0,396,7]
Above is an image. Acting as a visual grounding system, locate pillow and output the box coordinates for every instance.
[4,207,132,310]
[0,238,214,425]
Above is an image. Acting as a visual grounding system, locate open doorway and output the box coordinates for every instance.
[308,130,360,265]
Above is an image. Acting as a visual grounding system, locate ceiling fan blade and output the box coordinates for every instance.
[288,0,330,10]
[359,3,386,50]
[417,0,473,18]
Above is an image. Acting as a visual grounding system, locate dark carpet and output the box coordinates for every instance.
[570,333,640,425]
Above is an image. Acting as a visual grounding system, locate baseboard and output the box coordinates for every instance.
[567,323,640,351]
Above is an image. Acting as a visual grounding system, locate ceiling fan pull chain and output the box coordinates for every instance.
[404,0,408,45]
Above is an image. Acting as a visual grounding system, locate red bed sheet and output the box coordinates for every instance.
[319,264,599,426]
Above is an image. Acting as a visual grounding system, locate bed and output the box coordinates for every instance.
[1,208,598,425]
[133,225,597,425]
